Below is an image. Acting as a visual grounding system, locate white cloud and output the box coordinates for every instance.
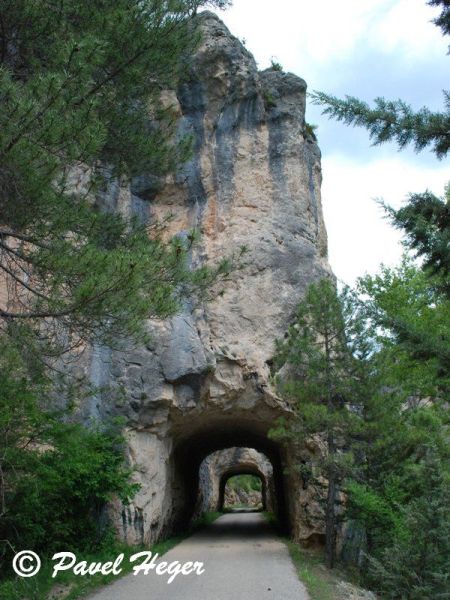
[371,0,447,60]
[216,0,446,71]
[321,156,449,284]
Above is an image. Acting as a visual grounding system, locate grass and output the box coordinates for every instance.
[285,540,372,600]
[262,511,278,526]
[191,511,222,529]
[286,541,338,600]
[0,512,222,600]
[262,512,359,600]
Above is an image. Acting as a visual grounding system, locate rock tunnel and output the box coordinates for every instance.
[86,10,332,551]
[170,418,290,534]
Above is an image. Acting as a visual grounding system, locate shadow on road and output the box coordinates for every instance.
[194,512,277,542]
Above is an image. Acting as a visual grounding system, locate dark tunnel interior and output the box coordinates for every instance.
[171,419,290,533]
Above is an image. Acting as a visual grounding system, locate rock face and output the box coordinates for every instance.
[78,11,332,547]
[224,485,262,509]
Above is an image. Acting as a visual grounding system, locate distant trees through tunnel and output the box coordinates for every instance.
[223,474,263,511]
[168,419,294,538]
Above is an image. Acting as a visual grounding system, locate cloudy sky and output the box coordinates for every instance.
[208,0,449,284]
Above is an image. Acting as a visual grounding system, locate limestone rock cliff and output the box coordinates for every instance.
[77,11,332,546]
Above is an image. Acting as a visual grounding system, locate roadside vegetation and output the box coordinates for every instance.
[226,474,262,494]
[0,512,221,600]
[272,2,449,596]
[287,541,373,600]
[224,475,263,510]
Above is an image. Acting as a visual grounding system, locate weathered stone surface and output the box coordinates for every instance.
[74,11,333,546]
[159,313,210,383]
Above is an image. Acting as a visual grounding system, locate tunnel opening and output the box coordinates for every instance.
[222,474,264,512]
[170,418,290,534]
[198,447,273,515]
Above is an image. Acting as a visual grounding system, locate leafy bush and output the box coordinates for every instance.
[227,474,262,493]
[270,58,283,71]
[263,90,277,110]
[305,122,318,140]
[0,342,138,577]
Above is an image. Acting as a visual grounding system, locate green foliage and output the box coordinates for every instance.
[428,0,450,44]
[206,0,233,8]
[286,540,346,600]
[273,279,372,434]
[270,58,283,71]
[382,186,450,296]
[3,421,137,555]
[263,90,277,110]
[191,511,222,529]
[309,11,450,589]
[272,278,373,568]
[227,474,262,493]
[224,475,263,509]
[365,457,450,599]
[274,267,449,593]
[0,2,241,587]
[0,335,138,578]
[357,258,450,393]
[345,482,404,551]
[305,122,318,140]
[0,0,240,356]
[310,91,450,158]
[345,259,450,597]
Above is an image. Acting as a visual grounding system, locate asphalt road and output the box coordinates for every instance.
[88,512,309,600]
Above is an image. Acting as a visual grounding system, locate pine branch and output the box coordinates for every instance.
[310,91,450,158]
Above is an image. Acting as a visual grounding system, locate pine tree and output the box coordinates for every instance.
[346,259,450,597]
[311,1,450,278]
[272,279,372,568]
[310,91,449,159]
[381,186,450,296]
[0,0,236,358]
[358,258,450,394]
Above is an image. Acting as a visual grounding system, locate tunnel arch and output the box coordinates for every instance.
[219,467,266,512]
[170,417,290,532]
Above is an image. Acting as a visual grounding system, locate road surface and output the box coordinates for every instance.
[88,512,309,600]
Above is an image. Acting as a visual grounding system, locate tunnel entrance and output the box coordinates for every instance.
[170,418,290,534]
[223,474,263,511]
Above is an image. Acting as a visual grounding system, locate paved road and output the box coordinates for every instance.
[88,512,309,600]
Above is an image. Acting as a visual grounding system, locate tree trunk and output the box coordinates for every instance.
[325,433,337,569]
[324,328,336,569]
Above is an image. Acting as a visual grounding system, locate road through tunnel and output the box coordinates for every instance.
[170,418,291,533]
